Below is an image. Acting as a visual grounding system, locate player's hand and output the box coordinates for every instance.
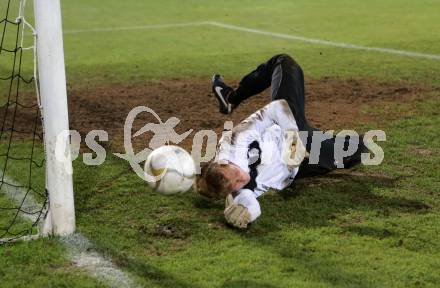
[224,194,251,229]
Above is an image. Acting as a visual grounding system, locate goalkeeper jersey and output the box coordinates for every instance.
[216,99,301,222]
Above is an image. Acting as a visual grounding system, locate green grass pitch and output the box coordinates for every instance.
[1,0,440,287]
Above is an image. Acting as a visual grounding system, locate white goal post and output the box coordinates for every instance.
[35,0,75,236]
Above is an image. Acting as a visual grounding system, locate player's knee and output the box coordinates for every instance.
[276,53,294,64]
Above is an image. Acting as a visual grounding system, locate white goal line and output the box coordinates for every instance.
[0,170,136,287]
[63,21,209,34]
[62,21,440,61]
[207,22,440,61]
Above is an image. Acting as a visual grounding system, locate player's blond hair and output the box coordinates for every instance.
[195,161,232,199]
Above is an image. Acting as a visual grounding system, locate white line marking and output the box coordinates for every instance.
[63,21,209,34]
[0,171,136,288]
[207,21,440,61]
[0,171,42,223]
[63,20,440,61]
[61,233,138,288]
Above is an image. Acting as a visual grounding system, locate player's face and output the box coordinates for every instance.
[222,163,250,192]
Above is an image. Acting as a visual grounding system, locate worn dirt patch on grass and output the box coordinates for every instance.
[2,77,436,151]
[66,77,436,152]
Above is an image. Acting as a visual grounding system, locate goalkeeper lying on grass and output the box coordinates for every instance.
[196,54,368,229]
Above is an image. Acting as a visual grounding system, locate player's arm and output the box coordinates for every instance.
[224,189,261,229]
[231,99,307,168]
[217,99,299,165]
[241,99,299,133]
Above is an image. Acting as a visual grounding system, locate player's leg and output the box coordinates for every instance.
[265,54,308,129]
[296,134,368,178]
[212,54,366,175]
[229,56,280,105]
[212,54,304,115]
[211,57,275,114]
[264,54,367,176]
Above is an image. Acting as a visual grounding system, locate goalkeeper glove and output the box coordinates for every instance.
[224,194,251,229]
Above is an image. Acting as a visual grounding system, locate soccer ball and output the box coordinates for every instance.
[144,145,196,195]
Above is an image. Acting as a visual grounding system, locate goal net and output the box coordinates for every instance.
[0,0,75,244]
